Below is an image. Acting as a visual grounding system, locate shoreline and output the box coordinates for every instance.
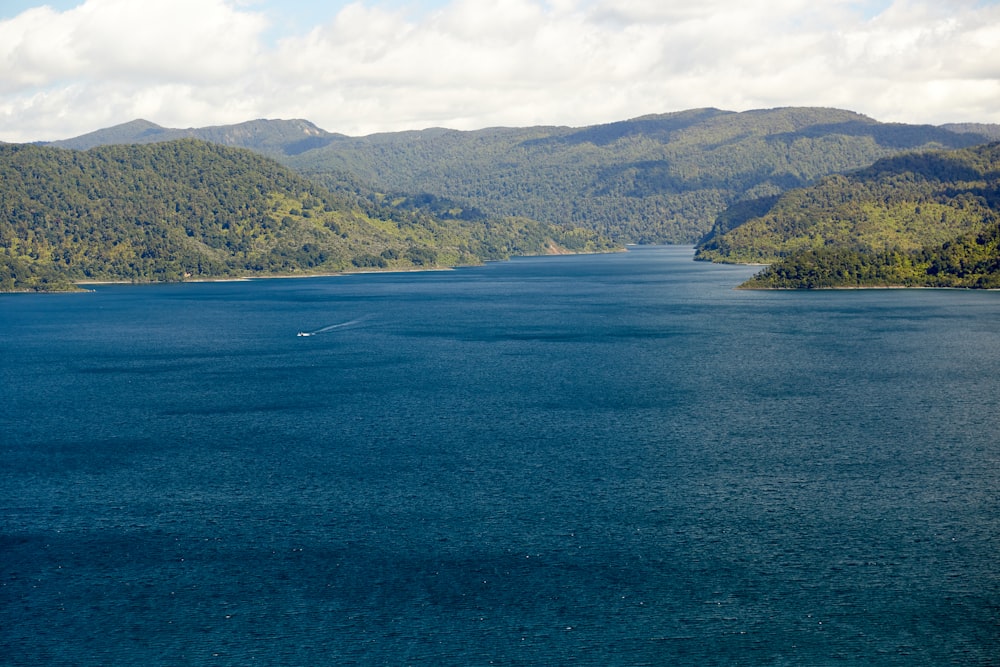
[65,248,626,290]
[55,250,617,291]
[71,265,460,288]
[0,264,465,294]
[738,283,1000,291]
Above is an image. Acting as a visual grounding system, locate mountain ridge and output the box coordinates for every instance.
[282,107,998,243]
[14,107,1000,291]
[44,109,1000,245]
[0,139,613,291]
[50,106,1000,149]
[47,118,346,157]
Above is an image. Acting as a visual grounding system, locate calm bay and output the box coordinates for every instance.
[2,246,998,665]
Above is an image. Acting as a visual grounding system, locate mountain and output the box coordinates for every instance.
[940,123,1000,141]
[0,140,613,291]
[285,107,994,243]
[47,118,346,157]
[695,142,1000,263]
[51,108,996,245]
[696,142,1000,288]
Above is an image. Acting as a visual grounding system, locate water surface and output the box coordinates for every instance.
[2,247,998,665]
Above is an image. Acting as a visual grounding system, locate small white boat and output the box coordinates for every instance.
[297,332,313,337]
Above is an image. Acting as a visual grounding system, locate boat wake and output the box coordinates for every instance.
[297,317,367,337]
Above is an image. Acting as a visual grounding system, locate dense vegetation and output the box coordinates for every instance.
[286,107,992,243]
[703,142,1000,288]
[0,141,613,291]
[48,118,344,157]
[697,143,1000,264]
[16,108,1000,292]
[740,225,1000,289]
[47,108,996,245]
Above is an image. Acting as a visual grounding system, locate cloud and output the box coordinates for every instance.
[1,0,265,89]
[1,0,999,142]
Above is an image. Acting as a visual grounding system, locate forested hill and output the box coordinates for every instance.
[47,118,345,157]
[286,107,993,243]
[48,108,998,245]
[695,142,1000,288]
[0,140,612,291]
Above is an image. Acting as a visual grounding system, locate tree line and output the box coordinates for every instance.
[287,107,992,244]
[0,140,613,291]
[720,143,1000,288]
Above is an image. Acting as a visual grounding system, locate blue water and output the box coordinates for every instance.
[2,246,999,666]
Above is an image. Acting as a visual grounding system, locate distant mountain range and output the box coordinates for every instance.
[6,107,998,290]
[46,118,346,157]
[44,108,1000,244]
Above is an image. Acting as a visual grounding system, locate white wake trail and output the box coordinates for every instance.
[298,316,368,337]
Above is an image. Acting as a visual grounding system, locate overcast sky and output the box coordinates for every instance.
[2,0,999,142]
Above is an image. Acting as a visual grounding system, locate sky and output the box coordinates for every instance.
[1,0,999,142]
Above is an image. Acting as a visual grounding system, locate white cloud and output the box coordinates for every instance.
[0,6,79,90]
[74,0,266,82]
[1,0,999,142]
[1,0,265,89]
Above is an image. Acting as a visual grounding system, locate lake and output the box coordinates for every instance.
[2,246,998,665]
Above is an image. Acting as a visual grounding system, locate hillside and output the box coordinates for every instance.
[941,123,1000,141]
[286,107,993,243]
[47,119,346,157]
[694,142,1000,288]
[695,142,1000,263]
[738,227,1000,289]
[0,141,613,291]
[49,108,998,245]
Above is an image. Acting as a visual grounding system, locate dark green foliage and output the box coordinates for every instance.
[19,108,997,291]
[698,142,1000,265]
[695,195,780,254]
[46,108,996,246]
[0,249,80,292]
[404,246,437,266]
[741,224,1000,289]
[922,226,1000,288]
[733,143,1000,289]
[0,140,614,291]
[739,247,928,289]
[0,140,381,287]
[351,253,388,269]
[286,107,991,243]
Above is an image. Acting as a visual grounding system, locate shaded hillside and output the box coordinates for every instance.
[286,107,992,243]
[47,119,346,157]
[0,141,612,291]
[695,142,1000,265]
[941,123,1000,141]
[739,222,1000,289]
[692,142,1000,289]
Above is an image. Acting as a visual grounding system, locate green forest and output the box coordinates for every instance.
[286,107,992,243]
[7,107,1000,291]
[738,229,1000,289]
[47,108,995,245]
[0,140,612,291]
[697,142,1000,288]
